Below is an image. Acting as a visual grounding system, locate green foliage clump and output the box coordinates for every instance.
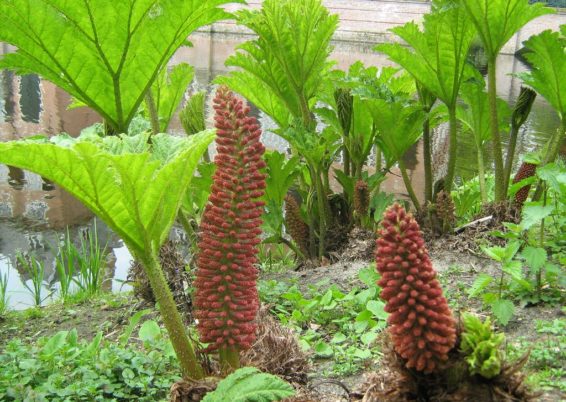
[217,0,337,128]
[202,367,295,402]
[259,267,387,375]
[461,313,504,379]
[519,25,566,164]
[0,323,179,401]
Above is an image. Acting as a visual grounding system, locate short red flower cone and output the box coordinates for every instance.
[375,203,456,373]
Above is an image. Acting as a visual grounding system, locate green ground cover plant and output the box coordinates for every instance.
[260,267,387,375]
[506,318,566,392]
[0,322,180,401]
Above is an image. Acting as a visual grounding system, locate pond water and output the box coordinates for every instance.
[0,33,561,309]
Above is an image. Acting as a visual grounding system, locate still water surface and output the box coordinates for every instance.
[0,33,561,309]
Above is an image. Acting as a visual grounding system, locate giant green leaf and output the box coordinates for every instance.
[519,28,566,120]
[216,0,337,128]
[375,1,475,109]
[460,0,553,61]
[366,100,425,168]
[0,0,239,133]
[0,131,214,256]
[263,151,300,209]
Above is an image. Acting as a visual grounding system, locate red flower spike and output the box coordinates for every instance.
[375,204,456,373]
[195,86,266,353]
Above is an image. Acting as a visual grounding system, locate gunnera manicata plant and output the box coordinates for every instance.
[194,85,266,370]
[375,203,457,374]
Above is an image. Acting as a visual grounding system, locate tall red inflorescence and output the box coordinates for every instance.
[375,203,456,374]
[194,86,266,353]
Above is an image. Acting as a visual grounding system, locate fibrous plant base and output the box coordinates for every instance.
[354,180,370,217]
[241,307,309,385]
[170,377,218,402]
[194,86,266,353]
[359,332,534,402]
[435,190,456,233]
[376,204,457,373]
[128,241,192,318]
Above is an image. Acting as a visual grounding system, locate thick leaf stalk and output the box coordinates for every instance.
[284,195,310,257]
[141,254,204,380]
[194,87,266,370]
[398,159,422,214]
[375,204,456,373]
[512,162,537,207]
[488,61,507,202]
[445,109,458,193]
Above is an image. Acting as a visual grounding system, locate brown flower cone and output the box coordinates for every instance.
[435,190,455,233]
[375,204,456,374]
[512,162,537,206]
[285,194,310,255]
[354,180,370,217]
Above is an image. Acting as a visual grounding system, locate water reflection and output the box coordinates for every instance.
[0,218,132,310]
[0,70,15,123]
[19,74,41,123]
[7,165,25,190]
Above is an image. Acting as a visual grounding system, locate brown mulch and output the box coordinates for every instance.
[355,331,534,402]
[242,306,310,385]
[127,240,193,321]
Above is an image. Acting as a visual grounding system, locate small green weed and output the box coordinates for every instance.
[258,243,296,273]
[0,271,8,317]
[259,267,387,375]
[16,252,52,307]
[506,318,566,393]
